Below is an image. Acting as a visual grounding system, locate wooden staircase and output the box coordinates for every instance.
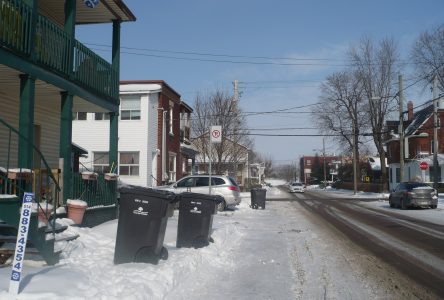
[0,196,63,266]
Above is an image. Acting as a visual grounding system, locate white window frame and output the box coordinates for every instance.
[92,152,109,173]
[94,112,110,121]
[169,153,176,182]
[120,96,141,121]
[169,101,174,135]
[73,112,87,121]
[119,152,140,176]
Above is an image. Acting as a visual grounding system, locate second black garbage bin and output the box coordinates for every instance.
[114,186,177,265]
[176,192,223,249]
[251,188,266,209]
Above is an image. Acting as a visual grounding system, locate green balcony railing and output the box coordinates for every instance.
[71,173,117,208]
[0,0,118,102]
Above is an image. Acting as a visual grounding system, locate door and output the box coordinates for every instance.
[151,152,157,187]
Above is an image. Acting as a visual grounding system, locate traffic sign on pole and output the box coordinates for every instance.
[419,161,429,171]
[210,126,222,143]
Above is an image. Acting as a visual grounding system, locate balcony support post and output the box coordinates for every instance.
[18,74,35,172]
[59,92,73,203]
[109,112,119,174]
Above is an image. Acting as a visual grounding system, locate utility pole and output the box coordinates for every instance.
[433,75,439,189]
[398,74,404,183]
[353,126,358,194]
[233,80,239,102]
[323,137,327,187]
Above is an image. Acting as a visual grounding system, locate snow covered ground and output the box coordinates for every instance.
[0,180,441,299]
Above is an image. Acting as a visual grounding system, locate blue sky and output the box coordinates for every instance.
[77,0,444,165]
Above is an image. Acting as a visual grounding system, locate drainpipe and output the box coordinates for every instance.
[162,109,167,184]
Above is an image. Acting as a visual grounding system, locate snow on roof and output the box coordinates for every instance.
[368,156,387,171]
[120,84,162,94]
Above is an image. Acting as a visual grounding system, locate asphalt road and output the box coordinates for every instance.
[281,188,444,299]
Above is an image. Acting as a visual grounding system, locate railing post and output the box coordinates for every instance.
[64,0,76,78]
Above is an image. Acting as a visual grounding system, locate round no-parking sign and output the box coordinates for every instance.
[210,126,222,143]
[419,161,429,171]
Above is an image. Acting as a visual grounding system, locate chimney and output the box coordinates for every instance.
[407,101,413,120]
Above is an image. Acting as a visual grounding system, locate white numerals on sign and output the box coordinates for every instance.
[9,192,34,296]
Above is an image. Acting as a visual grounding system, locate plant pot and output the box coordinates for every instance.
[104,173,118,181]
[81,172,98,180]
[67,201,88,225]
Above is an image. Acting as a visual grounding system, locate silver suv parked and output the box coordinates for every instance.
[156,175,241,211]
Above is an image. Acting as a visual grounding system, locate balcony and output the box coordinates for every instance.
[0,0,118,103]
[180,127,191,144]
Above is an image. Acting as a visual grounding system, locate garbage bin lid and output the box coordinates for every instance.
[119,185,178,202]
[180,192,224,204]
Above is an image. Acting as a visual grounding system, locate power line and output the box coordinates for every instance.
[90,48,348,67]
[86,42,345,62]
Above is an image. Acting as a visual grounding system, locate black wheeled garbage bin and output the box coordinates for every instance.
[176,192,223,249]
[251,188,266,209]
[114,186,178,265]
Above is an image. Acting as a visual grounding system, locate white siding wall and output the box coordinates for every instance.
[72,92,159,188]
[72,112,110,171]
[0,95,60,169]
[118,94,149,186]
[147,93,159,186]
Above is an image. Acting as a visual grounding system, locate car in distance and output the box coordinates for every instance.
[155,175,241,211]
[289,182,305,193]
[388,182,438,209]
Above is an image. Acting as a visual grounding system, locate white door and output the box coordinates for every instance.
[151,152,157,186]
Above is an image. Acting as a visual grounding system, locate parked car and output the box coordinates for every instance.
[289,182,305,193]
[388,182,438,209]
[155,175,241,211]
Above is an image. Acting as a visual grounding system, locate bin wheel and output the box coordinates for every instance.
[193,236,210,249]
[217,200,226,212]
[160,247,168,260]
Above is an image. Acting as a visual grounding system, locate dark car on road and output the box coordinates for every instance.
[389,182,438,209]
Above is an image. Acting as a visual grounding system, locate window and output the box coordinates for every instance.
[119,152,139,176]
[93,152,110,173]
[213,178,225,185]
[306,159,311,165]
[73,112,87,120]
[95,113,110,120]
[177,177,194,188]
[196,177,209,186]
[169,102,174,134]
[169,154,176,182]
[396,167,400,183]
[120,96,141,120]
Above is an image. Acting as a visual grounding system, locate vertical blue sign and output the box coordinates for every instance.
[9,192,34,295]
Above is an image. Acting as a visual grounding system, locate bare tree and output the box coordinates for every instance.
[411,24,444,91]
[191,89,253,176]
[349,36,399,189]
[314,70,366,164]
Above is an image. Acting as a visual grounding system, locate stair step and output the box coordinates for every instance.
[55,233,79,243]
[0,243,40,254]
[45,224,68,234]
